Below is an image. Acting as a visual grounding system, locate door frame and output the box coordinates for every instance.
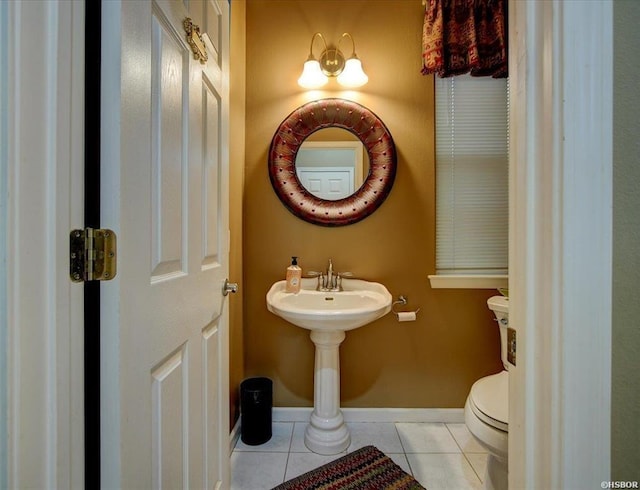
[508,0,612,487]
[3,0,86,487]
[1,0,613,488]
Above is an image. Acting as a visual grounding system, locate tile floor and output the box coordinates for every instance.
[231,421,488,489]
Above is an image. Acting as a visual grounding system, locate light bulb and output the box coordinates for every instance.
[337,57,368,88]
[298,59,328,89]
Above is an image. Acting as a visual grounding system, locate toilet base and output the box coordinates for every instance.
[465,395,508,490]
[484,453,508,490]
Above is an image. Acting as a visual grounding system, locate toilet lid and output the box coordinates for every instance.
[469,371,508,432]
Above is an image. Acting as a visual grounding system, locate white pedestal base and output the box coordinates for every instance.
[303,330,351,455]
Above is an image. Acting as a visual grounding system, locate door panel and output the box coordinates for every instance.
[151,8,189,279]
[202,321,221,489]
[297,167,355,200]
[202,78,221,268]
[151,345,188,489]
[101,0,230,487]
[204,0,222,68]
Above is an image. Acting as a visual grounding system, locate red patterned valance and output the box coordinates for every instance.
[422,0,507,78]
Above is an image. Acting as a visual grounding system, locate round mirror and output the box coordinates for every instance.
[268,98,396,226]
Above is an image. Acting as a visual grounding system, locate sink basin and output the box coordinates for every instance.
[266,278,392,331]
[266,276,392,455]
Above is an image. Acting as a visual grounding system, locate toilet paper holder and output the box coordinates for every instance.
[392,295,420,320]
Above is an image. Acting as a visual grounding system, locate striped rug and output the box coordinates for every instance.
[272,445,425,490]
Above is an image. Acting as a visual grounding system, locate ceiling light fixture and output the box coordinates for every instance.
[297,32,369,89]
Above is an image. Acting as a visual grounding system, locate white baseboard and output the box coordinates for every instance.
[229,418,241,454]
[271,407,465,424]
[230,408,465,451]
[346,407,465,423]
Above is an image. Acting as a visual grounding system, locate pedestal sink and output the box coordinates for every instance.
[266,278,392,454]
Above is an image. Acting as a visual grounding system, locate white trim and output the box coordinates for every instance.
[5,1,85,487]
[231,408,464,453]
[272,407,464,424]
[428,275,508,290]
[0,1,9,485]
[230,418,241,454]
[271,407,312,422]
[509,1,612,488]
[99,0,122,483]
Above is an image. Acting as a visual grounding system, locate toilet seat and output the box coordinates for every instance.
[468,370,508,432]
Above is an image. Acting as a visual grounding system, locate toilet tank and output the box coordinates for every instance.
[487,296,510,370]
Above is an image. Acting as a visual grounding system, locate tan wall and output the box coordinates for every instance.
[229,0,246,424]
[244,0,502,408]
[612,0,640,478]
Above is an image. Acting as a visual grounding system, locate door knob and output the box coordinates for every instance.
[223,279,238,296]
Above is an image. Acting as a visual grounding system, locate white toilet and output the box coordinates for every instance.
[465,295,510,490]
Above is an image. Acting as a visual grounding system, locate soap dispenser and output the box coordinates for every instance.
[285,256,302,293]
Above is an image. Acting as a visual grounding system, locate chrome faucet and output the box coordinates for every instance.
[326,259,334,290]
[312,259,352,292]
[307,259,354,292]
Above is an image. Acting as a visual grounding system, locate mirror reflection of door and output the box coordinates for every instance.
[295,128,369,201]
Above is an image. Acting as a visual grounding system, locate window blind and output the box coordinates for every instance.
[435,75,509,274]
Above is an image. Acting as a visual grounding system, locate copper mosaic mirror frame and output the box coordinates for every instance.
[268,98,397,226]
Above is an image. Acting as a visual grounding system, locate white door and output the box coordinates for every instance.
[101,0,230,488]
[296,167,355,200]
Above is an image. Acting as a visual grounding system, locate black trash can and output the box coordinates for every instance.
[240,377,273,445]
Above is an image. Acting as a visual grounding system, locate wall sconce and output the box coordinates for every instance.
[298,32,369,89]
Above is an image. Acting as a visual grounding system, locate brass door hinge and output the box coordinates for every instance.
[70,228,117,282]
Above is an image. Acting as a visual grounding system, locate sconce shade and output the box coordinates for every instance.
[298,32,368,89]
[337,57,368,88]
[298,59,329,89]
